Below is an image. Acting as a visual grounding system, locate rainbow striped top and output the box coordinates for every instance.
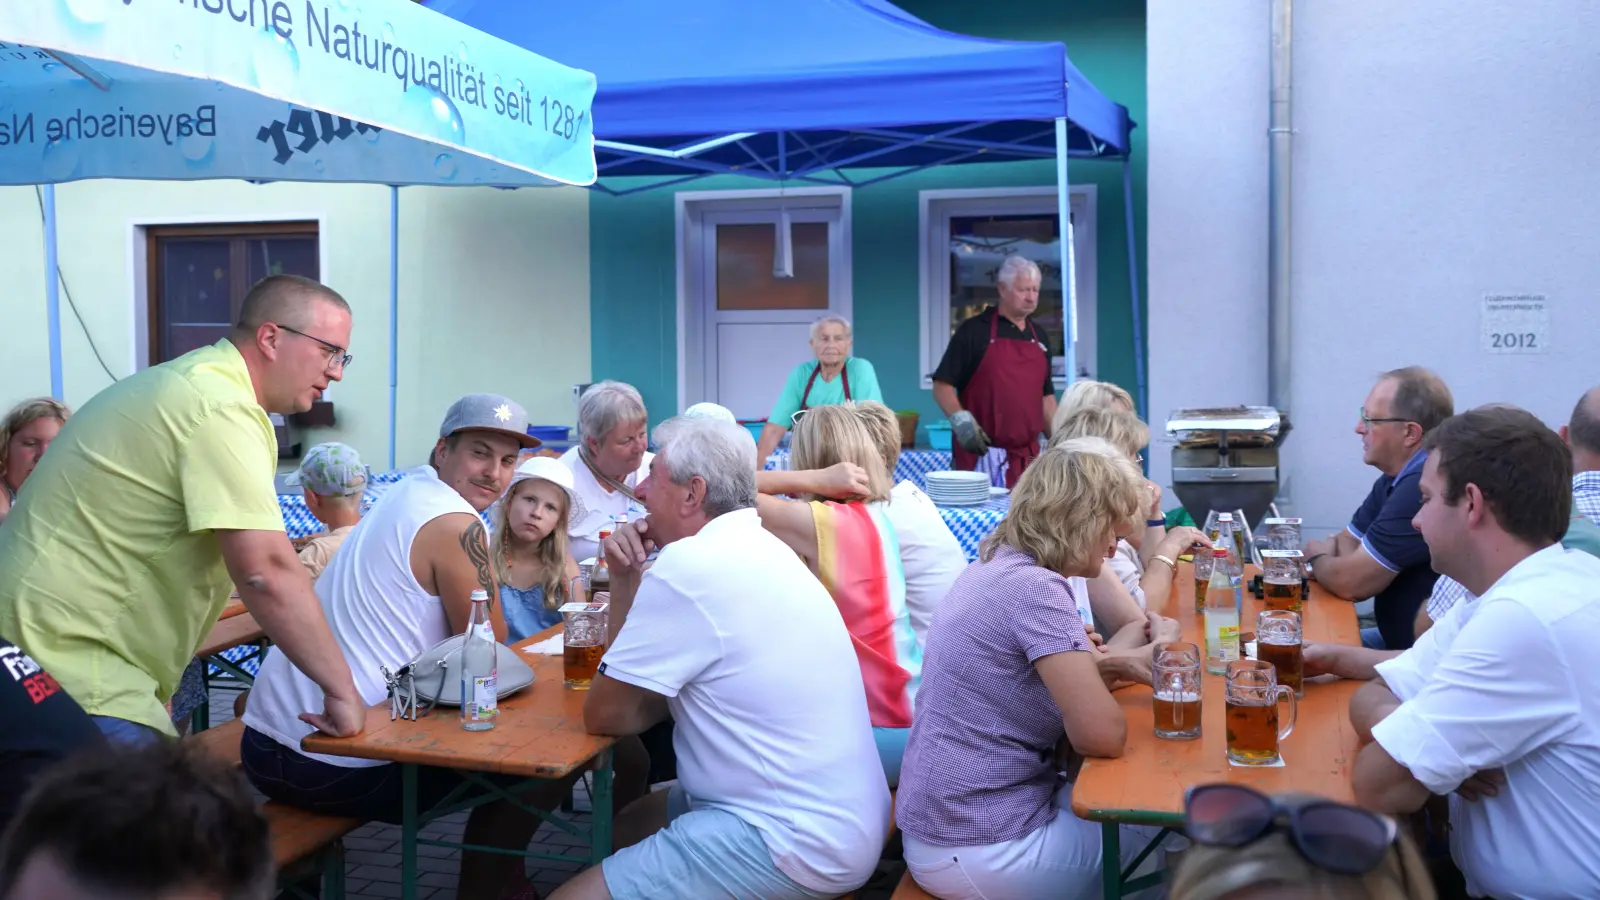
[808,500,921,729]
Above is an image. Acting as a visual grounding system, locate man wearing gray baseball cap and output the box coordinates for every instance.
[241,393,651,898]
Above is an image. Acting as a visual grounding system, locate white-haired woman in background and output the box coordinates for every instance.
[754,315,883,464]
[560,381,653,563]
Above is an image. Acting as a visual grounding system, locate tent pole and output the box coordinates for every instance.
[1053,118,1076,389]
[388,185,399,471]
[42,185,64,401]
[1121,158,1147,419]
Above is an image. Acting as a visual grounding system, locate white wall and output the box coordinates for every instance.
[0,180,590,472]
[1148,0,1600,534]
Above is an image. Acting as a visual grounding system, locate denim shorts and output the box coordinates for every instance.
[240,726,520,824]
[91,715,166,748]
[602,786,835,900]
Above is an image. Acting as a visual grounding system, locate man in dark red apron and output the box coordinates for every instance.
[930,256,1059,488]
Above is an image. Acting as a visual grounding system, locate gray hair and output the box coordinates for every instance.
[809,315,853,342]
[652,416,758,518]
[997,255,1041,289]
[577,381,648,444]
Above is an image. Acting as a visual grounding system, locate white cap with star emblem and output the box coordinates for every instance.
[438,393,540,449]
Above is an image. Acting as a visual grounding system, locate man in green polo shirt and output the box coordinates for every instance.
[0,274,363,744]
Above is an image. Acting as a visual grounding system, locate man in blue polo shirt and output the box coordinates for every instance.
[1304,367,1454,650]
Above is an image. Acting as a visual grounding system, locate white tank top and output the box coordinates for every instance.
[243,468,479,767]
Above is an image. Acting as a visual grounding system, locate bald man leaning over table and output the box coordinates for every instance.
[0,274,363,746]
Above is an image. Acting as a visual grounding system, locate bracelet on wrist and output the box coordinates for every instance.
[1149,554,1176,570]
[1145,518,1167,528]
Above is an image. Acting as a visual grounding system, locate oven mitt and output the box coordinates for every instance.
[950,410,991,455]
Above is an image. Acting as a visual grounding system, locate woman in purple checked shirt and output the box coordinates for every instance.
[894,437,1181,900]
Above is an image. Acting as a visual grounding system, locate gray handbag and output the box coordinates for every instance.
[381,633,536,720]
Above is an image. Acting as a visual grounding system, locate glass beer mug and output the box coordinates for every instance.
[1256,610,1304,698]
[1153,642,1202,740]
[1260,550,1306,615]
[1224,659,1297,766]
[1262,517,1304,552]
[559,598,609,690]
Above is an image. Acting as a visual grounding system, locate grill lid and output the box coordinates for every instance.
[1166,406,1286,449]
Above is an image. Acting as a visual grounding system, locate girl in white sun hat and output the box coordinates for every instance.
[491,456,585,642]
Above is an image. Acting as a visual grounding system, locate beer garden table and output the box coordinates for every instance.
[302,626,617,900]
[1071,566,1363,898]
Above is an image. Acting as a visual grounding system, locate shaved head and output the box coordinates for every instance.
[1569,387,1600,456]
[235,274,349,334]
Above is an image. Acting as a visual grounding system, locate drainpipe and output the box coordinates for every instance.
[1268,0,1294,416]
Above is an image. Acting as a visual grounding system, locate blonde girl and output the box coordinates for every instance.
[491,457,582,642]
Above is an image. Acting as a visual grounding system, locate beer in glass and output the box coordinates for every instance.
[1193,551,1213,614]
[1261,550,1306,615]
[1224,659,1297,765]
[1153,642,1202,740]
[1256,609,1304,697]
[560,601,609,689]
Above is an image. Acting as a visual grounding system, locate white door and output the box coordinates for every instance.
[695,204,850,421]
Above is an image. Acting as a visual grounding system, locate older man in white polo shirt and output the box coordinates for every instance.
[549,415,889,900]
[1349,405,1600,899]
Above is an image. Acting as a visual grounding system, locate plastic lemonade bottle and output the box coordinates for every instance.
[1204,547,1241,674]
[460,589,498,731]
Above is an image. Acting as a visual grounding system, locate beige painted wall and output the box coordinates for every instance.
[0,180,590,472]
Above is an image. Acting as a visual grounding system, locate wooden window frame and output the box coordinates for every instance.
[145,221,319,365]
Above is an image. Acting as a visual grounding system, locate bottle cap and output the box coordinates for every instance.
[470,589,488,601]
[1213,547,1230,558]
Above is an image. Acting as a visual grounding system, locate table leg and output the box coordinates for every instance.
[1101,821,1123,900]
[590,747,614,864]
[402,763,418,900]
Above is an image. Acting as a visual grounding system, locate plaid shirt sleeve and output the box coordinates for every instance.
[1425,576,1474,622]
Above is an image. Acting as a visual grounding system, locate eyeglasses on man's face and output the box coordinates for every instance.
[276,323,353,370]
[1358,408,1410,428]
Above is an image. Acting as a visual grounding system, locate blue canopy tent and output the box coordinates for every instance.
[2,0,597,467]
[426,0,1146,413]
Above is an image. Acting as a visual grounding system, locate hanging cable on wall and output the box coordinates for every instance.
[33,186,121,386]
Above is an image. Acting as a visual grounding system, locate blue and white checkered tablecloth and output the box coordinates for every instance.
[938,496,1009,561]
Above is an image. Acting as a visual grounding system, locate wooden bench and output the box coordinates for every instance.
[185,717,362,900]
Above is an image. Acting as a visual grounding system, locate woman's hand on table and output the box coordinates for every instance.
[1105,616,1151,651]
[300,689,366,738]
[1096,644,1155,689]
[1145,612,1182,646]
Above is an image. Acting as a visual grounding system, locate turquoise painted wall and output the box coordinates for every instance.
[589,0,1148,428]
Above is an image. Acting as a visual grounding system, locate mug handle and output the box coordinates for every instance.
[1275,684,1298,742]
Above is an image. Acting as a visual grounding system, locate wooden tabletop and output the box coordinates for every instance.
[219,597,247,620]
[301,627,618,780]
[198,612,266,658]
[1071,565,1362,826]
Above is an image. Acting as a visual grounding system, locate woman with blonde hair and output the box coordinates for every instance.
[0,398,70,524]
[492,457,583,642]
[844,401,967,645]
[1052,407,1210,613]
[1051,378,1134,432]
[755,403,919,785]
[894,439,1181,899]
[1172,785,1434,900]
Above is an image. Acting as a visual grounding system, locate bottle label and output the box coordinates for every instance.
[471,674,498,717]
[1216,625,1240,660]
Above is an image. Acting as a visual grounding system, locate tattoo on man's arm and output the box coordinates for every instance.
[459,520,495,604]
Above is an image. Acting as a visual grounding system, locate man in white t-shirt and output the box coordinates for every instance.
[1349,405,1600,899]
[549,416,890,900]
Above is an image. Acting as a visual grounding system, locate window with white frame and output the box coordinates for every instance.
[918,187,1096,389]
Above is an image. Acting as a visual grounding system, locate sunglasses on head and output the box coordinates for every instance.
[1184,784,1398,876]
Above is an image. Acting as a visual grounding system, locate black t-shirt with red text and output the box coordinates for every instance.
[0,637,105,827]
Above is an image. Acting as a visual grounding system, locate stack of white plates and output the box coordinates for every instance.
[924,471,992,507]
